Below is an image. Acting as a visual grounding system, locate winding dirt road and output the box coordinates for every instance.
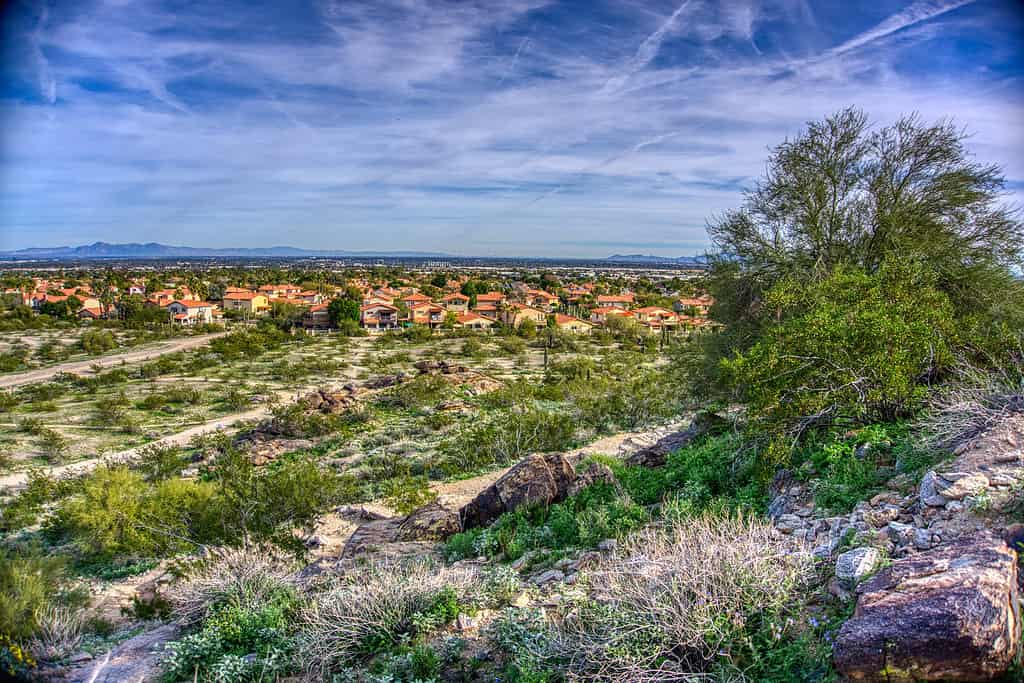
[0,331,230,390]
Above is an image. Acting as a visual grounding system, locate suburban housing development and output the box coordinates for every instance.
[3,270,716,335]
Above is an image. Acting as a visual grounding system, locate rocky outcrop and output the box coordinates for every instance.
[461,452,578,530]
[625,411,729,468]
[299,385,364,414]
[64,623,179,683]
[396,501,462,541]
[833,532,1021,682]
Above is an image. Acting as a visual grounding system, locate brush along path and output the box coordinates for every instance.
[0,330,231,389]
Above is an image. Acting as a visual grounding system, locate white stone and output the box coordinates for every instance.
[836,547,881,588]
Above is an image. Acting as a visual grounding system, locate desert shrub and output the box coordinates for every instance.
[80,329,117,355]
[0,391,16,412]
[0,470,78,532]
[550,513,817,682]
[170,548,299,626]
[0,547,86,670]
[220,387,251,412]
[26,606,84,664]
[793,424,920,513]
[19,382,62,403]
[384,373,451,410]
[51,467,218,558]
[917,356,1024,449]
[437,407,575,474]
[268,402,352,438]
[138,385,202,411]
[198,449,353,553]
[400,325,434,343]
[383,475,438,515]
[460,337,483,357]
[485,608,562,683]
[0,347,30,372]
[572,369,682,432]
[38,428,69,461]
[721,261,957,437]
[162,598,297,682]
[132,443,188,482]
[297,560,476,674]
[446,481,648,563]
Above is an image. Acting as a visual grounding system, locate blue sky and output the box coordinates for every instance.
[1,0,1022,257]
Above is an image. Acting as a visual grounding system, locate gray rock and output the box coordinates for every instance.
[886,521,916,545]
[597,538,617,553]
[836,547,881,589]
[775,513,803,534]
[920,471,949,507]
[532,569,565,585]
[920,471,990,507]
[913,528,934,551]
[767,494,788,520]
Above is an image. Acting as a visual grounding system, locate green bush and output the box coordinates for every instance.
[446,480,649,563]
[0,546,87,669]
[80,329,117,355]
[722,261,957,434]
[437,407,575,475]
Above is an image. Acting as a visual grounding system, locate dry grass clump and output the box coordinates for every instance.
[169,547,299,626]
[296,559,477,675]
[27,606,84,663]
[553,513,812,683]
[918,359,1024,449]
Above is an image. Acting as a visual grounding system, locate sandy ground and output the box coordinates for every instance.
[0,331,230,389]
[0,402,272,491]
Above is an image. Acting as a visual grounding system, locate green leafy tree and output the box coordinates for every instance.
[328,298,360,327]
[721,261,957,431]
[696,108,1023,404]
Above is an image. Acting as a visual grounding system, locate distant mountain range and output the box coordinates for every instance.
[0,242,453,260]
[604,253,707,266]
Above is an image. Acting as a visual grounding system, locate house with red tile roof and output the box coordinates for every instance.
[596,293,635,309]
[166,299,214,325]
[524,289,560,311]
[589,306,633,325]
[454,312,496,331]
[441,292,470,312]
[553,313,593,334]
[501,302,547,328]
[361,303,400,330]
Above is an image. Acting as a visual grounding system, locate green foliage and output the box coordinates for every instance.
[162,598,298,682]
[446,481,648,563]
[328,298,361,327]
[722,261,957,430]
[382,475,438,515]
[437,407,575,475]
[80,329,117,354]
[51,452,350,560]
[0,546,86,658]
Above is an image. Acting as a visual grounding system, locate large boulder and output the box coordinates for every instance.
[625,411,729,468]
[833,532,1020,682]
[397,501,462,541]
[460,452,577,529]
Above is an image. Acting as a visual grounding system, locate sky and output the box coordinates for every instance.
[0,0,1022,258]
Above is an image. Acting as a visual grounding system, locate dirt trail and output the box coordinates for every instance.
[0,331,230,389]
[0,402,273,491]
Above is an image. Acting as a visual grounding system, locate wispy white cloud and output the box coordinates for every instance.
[822,0,977,60]
[0,0,1020,256]
[600,0,693,95]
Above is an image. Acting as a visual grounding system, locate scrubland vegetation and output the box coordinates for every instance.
[2,109,1023,682]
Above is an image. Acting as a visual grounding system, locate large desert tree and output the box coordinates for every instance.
[692,109,1023,432]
